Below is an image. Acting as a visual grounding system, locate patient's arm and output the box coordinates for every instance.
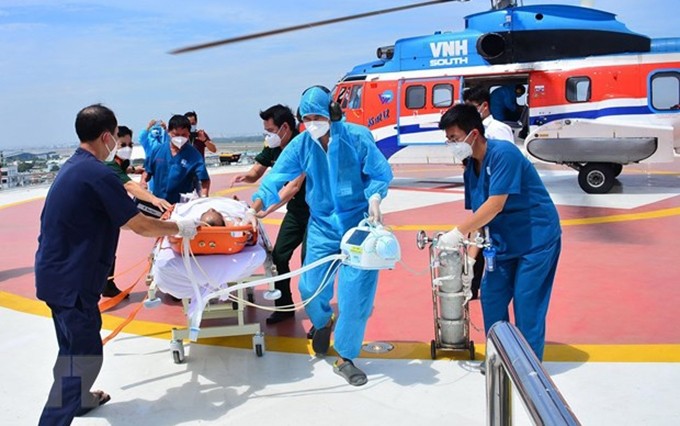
[256,174,305,218]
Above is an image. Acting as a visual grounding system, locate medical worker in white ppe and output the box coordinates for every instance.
[251,86,393,386]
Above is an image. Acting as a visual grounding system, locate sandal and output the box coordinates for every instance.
[333,359,368,386]
[75,390,111,417]
[311,317,334,356]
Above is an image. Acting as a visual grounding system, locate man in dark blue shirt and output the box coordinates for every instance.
[35,104,200,425]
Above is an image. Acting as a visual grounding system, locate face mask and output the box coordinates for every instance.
[306,120,330,141]
[265,131,282,148]
[116,146,132,160]
[190,125,197,132]
[171,136,188,148]
[104,134,117,162]
[446,131,475,161]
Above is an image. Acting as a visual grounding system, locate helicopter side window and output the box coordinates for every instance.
[566,77,591,103]
[432,84,453,108]
[650,71,680,111]
[406,85,426,109]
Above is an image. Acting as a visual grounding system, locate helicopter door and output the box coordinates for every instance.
[397,77,461,146]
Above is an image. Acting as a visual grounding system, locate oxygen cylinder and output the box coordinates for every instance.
[435,249,463,293]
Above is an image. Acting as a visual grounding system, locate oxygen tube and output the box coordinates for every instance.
[182,242,346,341]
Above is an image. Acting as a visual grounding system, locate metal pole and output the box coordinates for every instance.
[486,322,581,426]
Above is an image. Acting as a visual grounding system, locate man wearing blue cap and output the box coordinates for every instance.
[250,86,393,386]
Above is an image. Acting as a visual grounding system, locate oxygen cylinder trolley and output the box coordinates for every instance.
[416,230,475,360]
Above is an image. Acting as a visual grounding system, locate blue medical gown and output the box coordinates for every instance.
[464,140,561,360]
[253,121,393,359]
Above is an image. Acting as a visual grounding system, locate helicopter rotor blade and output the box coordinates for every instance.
[169,0,466,54]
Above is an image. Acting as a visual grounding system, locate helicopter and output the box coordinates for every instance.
[172,0,680,194]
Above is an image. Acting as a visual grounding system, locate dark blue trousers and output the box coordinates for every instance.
[39,298,103,426]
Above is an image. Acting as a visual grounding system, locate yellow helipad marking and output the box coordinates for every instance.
[0,196,46,211]
[2,291,679,362]
[389,206,680,231]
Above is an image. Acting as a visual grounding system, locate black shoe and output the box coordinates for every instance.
[265,311,295,325]
[312,319,333,356]
[102,282,124,298]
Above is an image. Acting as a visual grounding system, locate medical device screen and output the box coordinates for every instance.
[346,229,370,246]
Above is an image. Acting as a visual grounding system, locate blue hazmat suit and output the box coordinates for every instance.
[253,87,393,360]
[138,124,169,192]
[464,139,561,360]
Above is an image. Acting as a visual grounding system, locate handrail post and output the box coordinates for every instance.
[486,322,581,426]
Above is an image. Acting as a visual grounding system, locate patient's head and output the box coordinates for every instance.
[199,208,226,226]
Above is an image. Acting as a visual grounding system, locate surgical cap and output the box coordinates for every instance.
[298,86,330,120]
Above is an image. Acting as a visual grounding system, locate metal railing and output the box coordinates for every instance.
[486,322,581,426]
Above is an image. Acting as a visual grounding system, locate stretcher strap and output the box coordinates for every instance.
[102,299,146,345]
[98,261,150,312]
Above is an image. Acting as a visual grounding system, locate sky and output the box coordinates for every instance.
[0,0,677,150]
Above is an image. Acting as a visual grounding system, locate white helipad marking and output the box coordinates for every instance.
[2,307,679,425]
[381,189,465,214]
[539,170,680,209]
[388,171,680,211]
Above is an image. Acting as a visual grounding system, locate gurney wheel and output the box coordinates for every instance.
[255,344,263,357]
[430,340,437,360]
[171,338,185,364]
[469,341,476,361]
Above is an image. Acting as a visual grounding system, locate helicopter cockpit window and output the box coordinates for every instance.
[348,85,363,109]
[406,85,426,109]
[566,77,591,103]
[650,71,680,111]
[432,84,453,108]
[337,87,349,109]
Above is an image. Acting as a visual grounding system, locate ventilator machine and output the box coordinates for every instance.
[340,219,401,270]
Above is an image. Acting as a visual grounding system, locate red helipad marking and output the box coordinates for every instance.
[2,165,680,347]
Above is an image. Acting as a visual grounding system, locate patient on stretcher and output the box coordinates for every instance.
[200,208,226,227]
[152,197,268,300]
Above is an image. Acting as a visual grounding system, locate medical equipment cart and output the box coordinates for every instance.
[416,230,475,360]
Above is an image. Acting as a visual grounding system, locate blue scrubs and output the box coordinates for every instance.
[253,90,392,359]
[464,140,561,360]
[35,148,139,424]
[144,143,209,204]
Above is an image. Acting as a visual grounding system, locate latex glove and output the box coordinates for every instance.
[461,257,476,289]
[239,208,258,232]
[175,218,200,239]
[437,227,464,250]
[368,194,382,224]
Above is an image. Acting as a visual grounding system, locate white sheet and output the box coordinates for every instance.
[152,197,267,300]
[152,238,266,299]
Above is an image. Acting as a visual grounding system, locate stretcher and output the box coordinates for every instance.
[145,197,277,363]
